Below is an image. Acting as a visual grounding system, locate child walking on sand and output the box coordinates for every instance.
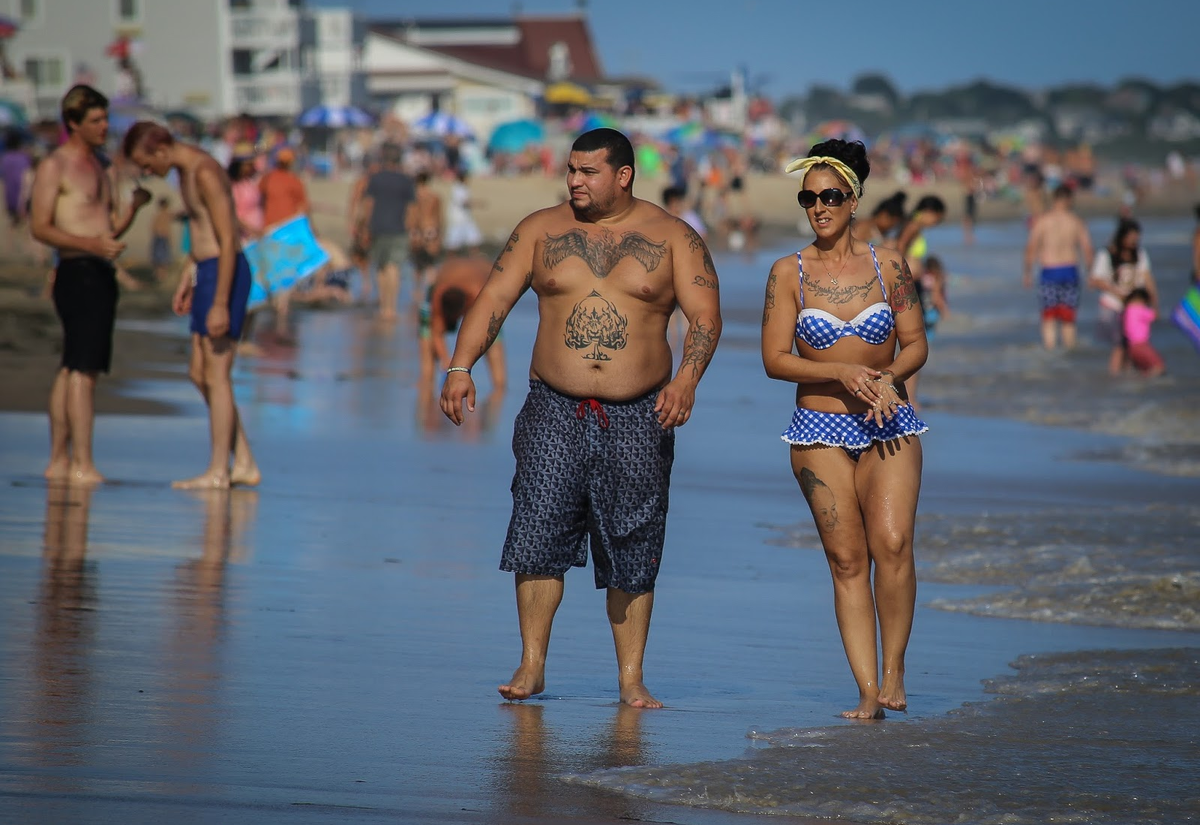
[1123,288,1164,377]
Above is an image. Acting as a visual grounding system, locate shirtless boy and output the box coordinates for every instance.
[123,121,260,489]
[419,253,505,387]
[30,84,151,484]
[1024,184,1094,349]
[440,129,722,708]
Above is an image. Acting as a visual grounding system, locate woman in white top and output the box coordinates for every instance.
[444,168,483,254]
[1089,219,1158,375]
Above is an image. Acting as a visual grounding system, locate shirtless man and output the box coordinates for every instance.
[122,121,260,489]
[408,171,443,302]
[30,84,151,484]
[1023,184,1094,349]
[419,253,506,387]
[440,129,722,708]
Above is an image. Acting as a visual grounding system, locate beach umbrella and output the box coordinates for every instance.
[411,111,473,139]
[543,81,592,107]
[663,121,706,147]
[488,118,544,153]
[297,104,374,129]
[581,112,618,131]
[0,99,27,127]
[0,14,19,39]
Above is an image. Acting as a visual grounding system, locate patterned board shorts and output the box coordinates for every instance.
[781,405,928,459]
[501,381,675,593]
[1039,266,1080,322]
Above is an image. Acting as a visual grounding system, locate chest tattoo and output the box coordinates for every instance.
[543,228,666,278]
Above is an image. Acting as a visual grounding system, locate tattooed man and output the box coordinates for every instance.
[440,128,721,708]
[762,140,928,720]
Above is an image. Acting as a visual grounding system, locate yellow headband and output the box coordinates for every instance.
[785,155,862,197]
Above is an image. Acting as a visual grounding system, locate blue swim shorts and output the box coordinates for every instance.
[191,253,253,339]
[781,404,928,459]
[501,381,675,593]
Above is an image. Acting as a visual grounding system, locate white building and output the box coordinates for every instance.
[4,0,365,121]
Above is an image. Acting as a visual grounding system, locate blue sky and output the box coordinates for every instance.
[313,0,1198,97]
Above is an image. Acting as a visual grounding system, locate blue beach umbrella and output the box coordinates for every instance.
[411,111,474,138]
[297,105,374,129]
[488,118,544,153]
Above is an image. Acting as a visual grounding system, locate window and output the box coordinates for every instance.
[117,0,139,21]
[24,55,64,89]
[229,0,251,8]
[18,0,41,25]
[231,49,253,76]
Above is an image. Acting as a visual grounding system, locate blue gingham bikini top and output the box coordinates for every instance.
[796,244,895,350]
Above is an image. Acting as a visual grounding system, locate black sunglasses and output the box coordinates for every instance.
[797,188,853,209]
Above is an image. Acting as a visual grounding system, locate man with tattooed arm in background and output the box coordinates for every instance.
[440,128,722,708]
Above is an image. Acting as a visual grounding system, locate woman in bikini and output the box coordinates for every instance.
[761,139,929,719]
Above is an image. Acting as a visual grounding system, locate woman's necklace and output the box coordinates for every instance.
[815,245,851,286]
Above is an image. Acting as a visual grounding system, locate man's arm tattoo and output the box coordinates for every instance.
[693,274,718,290]
[680,319,717,379]
[763,270,777,327]
[492,231,519,272]
[889,259,919,313]
[478,311,505,358]
[681,220,717,277]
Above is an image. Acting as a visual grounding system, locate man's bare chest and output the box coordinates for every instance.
[535,227,670,283]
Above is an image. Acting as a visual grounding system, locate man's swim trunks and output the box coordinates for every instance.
[782,405,928,460]
[501,381,675,594]
[191,253,253,339]
[52,256,118,373]
[1039,265,1080,322]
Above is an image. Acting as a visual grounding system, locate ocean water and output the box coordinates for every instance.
[567,648,1200,824]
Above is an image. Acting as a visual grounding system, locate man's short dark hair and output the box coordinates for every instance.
[439,287,468,332]
[571,128,635,183]
[662,186,685,207]
[61,84,109,131]
[1053,183,1073,200]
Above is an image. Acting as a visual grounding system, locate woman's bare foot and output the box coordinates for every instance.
[44,461,70,481]
[230,464,262,487]
[67,465,105,485]
[498,664,545,701]
[878,670,907,712]
[841,696,885,720]
[619,682,663,709]
[172,472,230,490]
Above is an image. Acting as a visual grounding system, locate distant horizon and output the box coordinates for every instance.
[309,0,1199,98]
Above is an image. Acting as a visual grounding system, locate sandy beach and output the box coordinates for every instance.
[1,180,1198,824]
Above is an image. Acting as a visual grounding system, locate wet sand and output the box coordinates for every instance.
[2,222,1198,823]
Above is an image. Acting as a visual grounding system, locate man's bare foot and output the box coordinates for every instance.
[498,664,544,701]
[230,464,262,487]
[619,683,663,709]
[878,671,907,712]
[172,472,230,490]
[44,461,70,481]
[67,465,105,485]
[841,697,885,720]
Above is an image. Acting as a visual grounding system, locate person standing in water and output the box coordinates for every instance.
[440,128,721,709]
[761,139,928,719]
[1023,184,1093,350]
[123,121,260,489]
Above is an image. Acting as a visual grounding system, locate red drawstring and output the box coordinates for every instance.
[575,398,610,429]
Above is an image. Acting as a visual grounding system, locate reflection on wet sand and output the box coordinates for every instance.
[158,489,256,785]
[32,483,99,769]
[493,703,650,823]
[415,372,504,440]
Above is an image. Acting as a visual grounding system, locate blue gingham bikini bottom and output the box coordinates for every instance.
[781,405,928,459]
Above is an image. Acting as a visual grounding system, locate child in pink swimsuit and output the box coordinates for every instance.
[1122,288,1165,376]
